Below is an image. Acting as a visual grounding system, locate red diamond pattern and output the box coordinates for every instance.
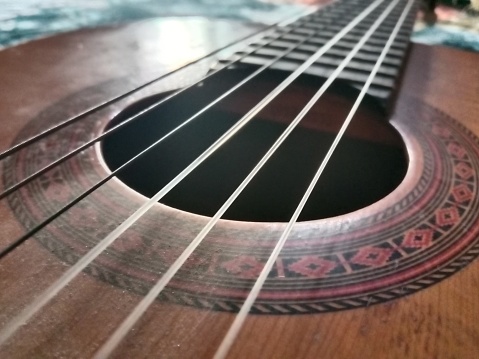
[288,256,337,278]
[455,162,474,180]
[350,247,393,267]
[452,184,474,203]
[402,229,433,249]
[436,207,460,227]
[432,125,451,138]
[447,143,467,159]
[221,255,263,279]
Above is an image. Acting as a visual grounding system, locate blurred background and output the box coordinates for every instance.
[0,0,478,51]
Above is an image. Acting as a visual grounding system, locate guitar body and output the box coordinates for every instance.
[0,10,478,359]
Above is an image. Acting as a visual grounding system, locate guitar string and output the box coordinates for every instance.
[0,0,387,346]
[92,0,407,356]
[0,1,351,259]
[214,0,415,357]
[0,6,318,162]
[1,0,394,204]
[0,6,333,201]
[0,2,380,259]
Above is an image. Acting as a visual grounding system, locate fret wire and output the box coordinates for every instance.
[0,0,386,347]
[0,0,335,259]
[0,8,330,202]
[93,0,405,357]
[0,3,326,163]
[214,1,415,358]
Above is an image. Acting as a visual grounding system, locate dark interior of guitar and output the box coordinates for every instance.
[102,68,408,221]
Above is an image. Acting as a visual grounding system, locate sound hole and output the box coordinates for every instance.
[101,68,408,222]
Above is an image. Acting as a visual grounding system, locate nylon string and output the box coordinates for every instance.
[0,5,318,162]
[0,3,338,259]
[0,7,323,202]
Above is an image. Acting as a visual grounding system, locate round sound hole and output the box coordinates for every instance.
[101,69,408,222]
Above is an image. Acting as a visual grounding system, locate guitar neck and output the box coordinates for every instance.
[218,0,418,103]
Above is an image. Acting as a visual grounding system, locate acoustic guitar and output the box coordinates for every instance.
[0,0,478,357]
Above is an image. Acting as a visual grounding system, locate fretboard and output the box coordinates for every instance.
[217,0,418,101]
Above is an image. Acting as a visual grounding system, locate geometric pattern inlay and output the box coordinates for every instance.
[4,79,479,314]
[288,256,337,278]
[402,229,434,249]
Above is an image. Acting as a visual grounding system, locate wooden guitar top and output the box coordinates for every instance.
[0,15,478,359]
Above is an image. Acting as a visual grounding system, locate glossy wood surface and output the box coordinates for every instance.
[0,14,478,359]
